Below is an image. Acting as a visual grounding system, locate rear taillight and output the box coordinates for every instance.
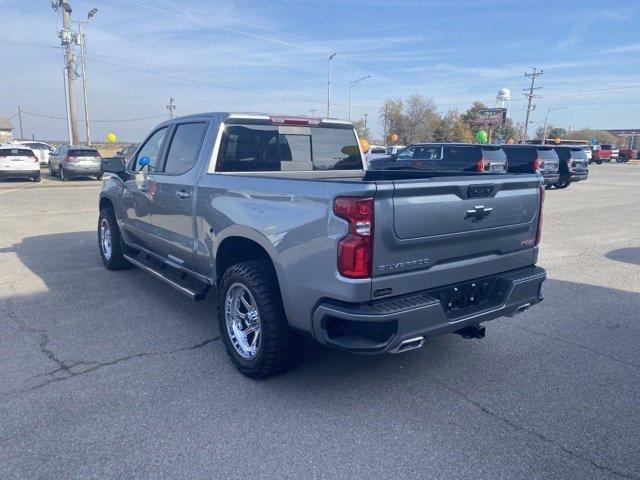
[531,158,544,172]
[333,196,374,278]
[30,154,39,163]
[476,159,489,172]
[535,185,545,246]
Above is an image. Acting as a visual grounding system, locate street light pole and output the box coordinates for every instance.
[73,8,97,145]
[348,75,371,121]
[326,53,336,118]
[541,106,568,144]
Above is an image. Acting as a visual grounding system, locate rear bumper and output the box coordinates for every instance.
[570,172,588,182]
[64,165,101,176]
[542,173,560,185]
[312,266,546,353]
[0,169,40,179]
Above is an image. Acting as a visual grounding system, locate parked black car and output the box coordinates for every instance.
[368,143,508,173]
[552,146,589,189]
[501,145,560,187]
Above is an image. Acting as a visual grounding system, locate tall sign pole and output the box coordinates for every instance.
[54,1,80,145]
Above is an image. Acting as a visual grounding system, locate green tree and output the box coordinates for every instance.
[379,99,405,144]
[353,119,370,140]
[492,118,518,143]
[535,125,567,141]
[565,128,619,145]
[434,109,473,142]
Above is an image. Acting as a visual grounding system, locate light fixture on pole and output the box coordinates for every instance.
[326,53,336,118]
[541,106,568,144]
[348,75,370,121]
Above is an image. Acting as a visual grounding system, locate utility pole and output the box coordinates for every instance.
[326,53,336,118]
[73,8,97,145]
[17,106,24,140]
[348,75,370,120]
[53,0,80,145]
[521,67,543,143]
[363,113,368,138]
[166,97,176,118]
[383,104,388,144]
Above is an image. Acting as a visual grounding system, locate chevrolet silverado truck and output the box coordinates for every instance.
[97,113,547,378]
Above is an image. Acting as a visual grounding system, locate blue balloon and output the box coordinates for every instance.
[138,156,151,167]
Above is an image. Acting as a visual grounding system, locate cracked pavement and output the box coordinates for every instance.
[1,167,639,479]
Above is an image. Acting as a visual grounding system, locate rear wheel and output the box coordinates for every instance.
[34,175,41,183]
[595,159,603,165]
[218,260,303,378]
[98,208,130,270]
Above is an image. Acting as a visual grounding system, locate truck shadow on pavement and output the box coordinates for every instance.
[606,247,640,266]
[2,230,640,477]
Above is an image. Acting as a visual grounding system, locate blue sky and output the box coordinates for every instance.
[2,0,640,141]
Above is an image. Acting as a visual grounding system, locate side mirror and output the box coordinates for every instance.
[116,150,123,156]
[101,156,126,174]
[138,156,151,168]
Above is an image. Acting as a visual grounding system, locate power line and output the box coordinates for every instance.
[20,110,168,123]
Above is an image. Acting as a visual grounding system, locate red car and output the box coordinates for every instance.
[618,148,636,162]
[592,144,612,164]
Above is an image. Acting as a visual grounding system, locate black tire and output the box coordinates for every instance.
[595,159,603,165]
[554,180,570,189]
[96,174,103,181]
[218,260,303,378]
[60,167,68,181]
[48,164,54,176]
[98,208,130,270]
[34,176,41,183]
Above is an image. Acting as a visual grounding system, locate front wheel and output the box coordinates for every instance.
[218,260,303,378]
[98,208,130,270]
[595,159,603,165]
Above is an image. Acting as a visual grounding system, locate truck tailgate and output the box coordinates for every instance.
[372,174,542,298]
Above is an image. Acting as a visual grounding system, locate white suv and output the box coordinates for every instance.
[0,144,41,182]
[15,141,55,165]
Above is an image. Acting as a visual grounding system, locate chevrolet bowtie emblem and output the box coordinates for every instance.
[465,205,493,222]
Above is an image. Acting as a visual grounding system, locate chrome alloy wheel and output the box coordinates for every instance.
[225,283,261,358]
[100,218,112,260]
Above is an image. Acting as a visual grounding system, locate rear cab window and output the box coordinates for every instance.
[443,146,479,164]
[537,148,559,161]
[480,147,507,163]
[216,124,362,172]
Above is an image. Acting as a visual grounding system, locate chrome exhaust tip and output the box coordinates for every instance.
[396,336,425,353]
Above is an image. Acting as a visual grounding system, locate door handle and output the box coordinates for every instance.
[175,190,191,199]
[139,183,149,192]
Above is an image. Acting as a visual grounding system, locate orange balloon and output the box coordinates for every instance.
[389,133,399,143]
[506,138,514,144]
[359,138,370,152]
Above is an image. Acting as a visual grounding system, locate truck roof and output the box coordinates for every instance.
[166,112,353,128]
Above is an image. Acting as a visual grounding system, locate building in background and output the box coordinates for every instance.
[0,117,14,144]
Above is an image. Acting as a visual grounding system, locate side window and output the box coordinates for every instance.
[134,127,168,172]
[413,147,441,160]
[396,147,414,160]
[162,122,207,175]
[217,125,279,172]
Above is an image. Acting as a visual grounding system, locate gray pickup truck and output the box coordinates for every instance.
[98,112,547,378]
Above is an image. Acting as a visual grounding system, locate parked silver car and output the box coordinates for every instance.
[49,145,103,181]
[16,141,54,165]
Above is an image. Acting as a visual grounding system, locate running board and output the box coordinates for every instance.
[124,254,209,301]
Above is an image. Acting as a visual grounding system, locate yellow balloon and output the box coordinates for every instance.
[359,138,370,153]
[106,133,117,143]
[389,133,399,143]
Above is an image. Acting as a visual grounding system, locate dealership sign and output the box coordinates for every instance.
[474,108,507,125]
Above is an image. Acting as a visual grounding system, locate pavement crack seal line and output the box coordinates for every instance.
[432,379,638,480]
[1,298,220,398]
[502,320,640,372]
[2,337,221,398]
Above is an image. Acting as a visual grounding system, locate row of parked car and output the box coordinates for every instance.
[0,141,141,182]
[366,143,589,189]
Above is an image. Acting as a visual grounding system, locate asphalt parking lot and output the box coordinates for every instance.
[1,165,639,479]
